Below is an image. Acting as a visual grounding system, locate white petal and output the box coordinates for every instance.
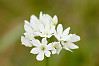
[63,27,70,36]
[45,51,51,57]
[31,39,41,46]
[24,20,33,33]
[45,14,52,23]
[24,32,35,40]
[63,45,72,52]
[30,48,40,54]
[62,41,72,52]
[30,15,39,31]
[21,36,32,47]
[54,32,61,40]
[39,11,43,19]
[40,14,52,25]
[57,24,63,35]
[36,52,44,61]
[47,43,53,50]
[42,38,47,45]
[49,26,55,34]
[53,42,62,54]
[53,15,58,25]
[67,34,80,42]
[39,23,44,33]
[52,48,56,54]
[30,15,38,24]
[66,42,79,49]
[45,22,50,30]
[56,47,62,54]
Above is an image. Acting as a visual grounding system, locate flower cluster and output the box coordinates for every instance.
[21,12,80,61]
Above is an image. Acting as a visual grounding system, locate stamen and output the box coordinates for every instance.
[41,47,45,50]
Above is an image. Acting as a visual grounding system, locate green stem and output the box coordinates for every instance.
[46,57,49,66]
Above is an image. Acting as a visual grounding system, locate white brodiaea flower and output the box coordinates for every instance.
[54,24,70,41]
[30,15,40,32]
[21,32,36,47]
[38,22,55,38]
[36,12,57,38]
[21,17,39,47]
[54,24,80,52]
[30,38,52,61]
[52,42,62,54]
[62,34,80,52]
[62,41,79,52]
[39,12,58,26]
[21,12,80,61]
[21,36,34,47]
[24,15,41,36]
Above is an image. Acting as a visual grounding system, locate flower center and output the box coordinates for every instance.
[54,47,57,49]
[41,47,45,50]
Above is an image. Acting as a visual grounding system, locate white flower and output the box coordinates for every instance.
[23,32,35,40]
[54,24,70,41]
[39,12,58,26]
[30,15,40,32]
[62,41,79,52]
[36,12,57,38]
[39,12,52,26]
[24,15,41,36]
[52,42,62,54]
[30,38,52,61]
[21,19,37,47]
[38,22,55,38]
[54,24,80,52]
[21,36,34,47]
[21,12,81,61]
[24,20,33,35]
[24,12,58,38]
[62,34,80,52]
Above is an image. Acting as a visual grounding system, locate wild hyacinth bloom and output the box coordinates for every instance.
[62,34,80,52]
[21,36,33,47]
[30,38,52,61]
[21,12,80,61]
[54,24,80,52]
[37,12,57,38]
[39,12,58,27]
[38,22,55,38]
[21,16,39,47]
[51,42,62,54]
[54,24,70,41]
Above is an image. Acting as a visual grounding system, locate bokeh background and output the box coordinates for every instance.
[0,0,99,66]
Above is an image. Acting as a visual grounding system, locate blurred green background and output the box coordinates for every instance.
[0,0,99,66]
